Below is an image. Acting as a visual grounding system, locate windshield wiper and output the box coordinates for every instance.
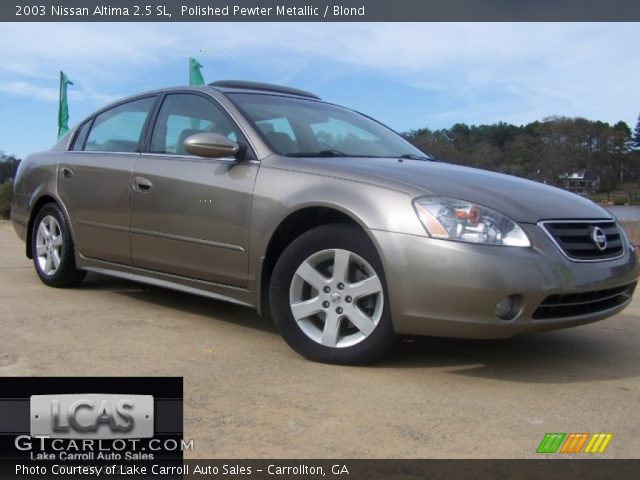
[399,153,436,161]
[286,150,349,158]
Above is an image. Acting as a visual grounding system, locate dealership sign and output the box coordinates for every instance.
[30,394,154,439]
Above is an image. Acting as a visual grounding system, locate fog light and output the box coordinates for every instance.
[495,295,522,321]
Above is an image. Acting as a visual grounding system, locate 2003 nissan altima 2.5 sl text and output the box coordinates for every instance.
[10,80,638,364]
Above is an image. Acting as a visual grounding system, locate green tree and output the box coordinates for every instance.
[0,180,12,219]
[0,152,21,182]
[404,116,634,193]
[0,152,21,219]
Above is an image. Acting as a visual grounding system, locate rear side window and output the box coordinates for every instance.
[150,94,241,155]
[84,97,155,153]
[70,120,92,151]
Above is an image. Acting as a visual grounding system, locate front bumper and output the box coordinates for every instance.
[369,223,638,339]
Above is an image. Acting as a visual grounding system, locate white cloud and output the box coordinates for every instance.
[0,80,59,101]
[0,22,638,127]
[0,78,120,105]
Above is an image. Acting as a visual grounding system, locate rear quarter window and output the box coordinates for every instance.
[70,120,92,151]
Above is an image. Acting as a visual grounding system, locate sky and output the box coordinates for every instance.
[0,22,639,159]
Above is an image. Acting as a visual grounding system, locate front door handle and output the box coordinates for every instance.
[133,176,153,192]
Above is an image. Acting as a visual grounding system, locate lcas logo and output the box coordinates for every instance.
[30,394,154,439]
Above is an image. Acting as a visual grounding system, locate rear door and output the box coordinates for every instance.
[130,92,258,287]
[59,96,157,264]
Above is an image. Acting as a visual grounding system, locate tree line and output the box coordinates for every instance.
[0,153,20,218]
[404,115,640,193]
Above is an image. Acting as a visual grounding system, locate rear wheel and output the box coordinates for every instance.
[31,203,86,287]
[270,224,395,364]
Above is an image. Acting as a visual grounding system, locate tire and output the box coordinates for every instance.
[31,203,86,288]
[270,223,395,364]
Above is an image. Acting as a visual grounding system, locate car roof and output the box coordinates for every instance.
[80,81,320,119]
[103,82,322,110]
[208,80,321,100]
[131,81,320,100]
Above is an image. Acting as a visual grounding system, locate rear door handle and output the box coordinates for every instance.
[60,167,74,179]
[133,176,153,192]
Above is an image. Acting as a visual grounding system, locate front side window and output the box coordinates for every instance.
[228,93,429,159]
[256,117,298,153]
[150,94,241,155]
[84,97,155,153]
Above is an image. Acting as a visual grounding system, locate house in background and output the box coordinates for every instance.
[559,170,601,196]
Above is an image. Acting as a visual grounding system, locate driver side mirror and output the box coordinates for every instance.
[183,132,241,159]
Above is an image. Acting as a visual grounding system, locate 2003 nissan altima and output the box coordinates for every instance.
[11,80,638,364]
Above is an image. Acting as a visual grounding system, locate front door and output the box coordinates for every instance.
[130,93,258,287]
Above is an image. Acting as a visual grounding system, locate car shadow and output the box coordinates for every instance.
[377,331,640,384]
[79,272,277,334]
[80,273,639,384]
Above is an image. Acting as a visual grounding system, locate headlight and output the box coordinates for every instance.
[413,196,531,247]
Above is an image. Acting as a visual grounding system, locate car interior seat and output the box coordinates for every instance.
[265,131,296,155]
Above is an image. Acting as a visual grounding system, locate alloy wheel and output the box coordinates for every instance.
[289,248,384,348]
[35,215,63,276]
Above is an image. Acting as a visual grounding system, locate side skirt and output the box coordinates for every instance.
[75,250,256,308]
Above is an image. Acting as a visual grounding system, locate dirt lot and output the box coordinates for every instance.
[0,220,639,458]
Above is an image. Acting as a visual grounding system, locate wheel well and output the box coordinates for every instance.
[25,195,57,259]
[260,207,361,316]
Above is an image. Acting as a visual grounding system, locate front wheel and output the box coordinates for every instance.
[269,224,395,364]
[31,203,86,287]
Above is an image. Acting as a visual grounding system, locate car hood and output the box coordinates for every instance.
[276,156,613,224]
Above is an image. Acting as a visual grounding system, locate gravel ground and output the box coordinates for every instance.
[0,220,639,459]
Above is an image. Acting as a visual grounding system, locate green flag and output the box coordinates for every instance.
[188,58,205,130]
[189,58,205,85]
[57,71,73,139]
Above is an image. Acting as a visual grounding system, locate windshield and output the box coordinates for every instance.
[227,93,430,159]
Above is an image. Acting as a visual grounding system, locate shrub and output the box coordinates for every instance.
[0,180,12,219]
[612,195,629,206]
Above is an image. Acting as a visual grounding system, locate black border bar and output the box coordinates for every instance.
[1,459,639,479]
[4,0,640,22]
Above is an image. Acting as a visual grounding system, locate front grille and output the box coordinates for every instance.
[541,220,624,261]
[533,282,636,320]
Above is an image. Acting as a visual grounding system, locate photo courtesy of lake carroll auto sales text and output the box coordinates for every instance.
[0,0,640,479]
